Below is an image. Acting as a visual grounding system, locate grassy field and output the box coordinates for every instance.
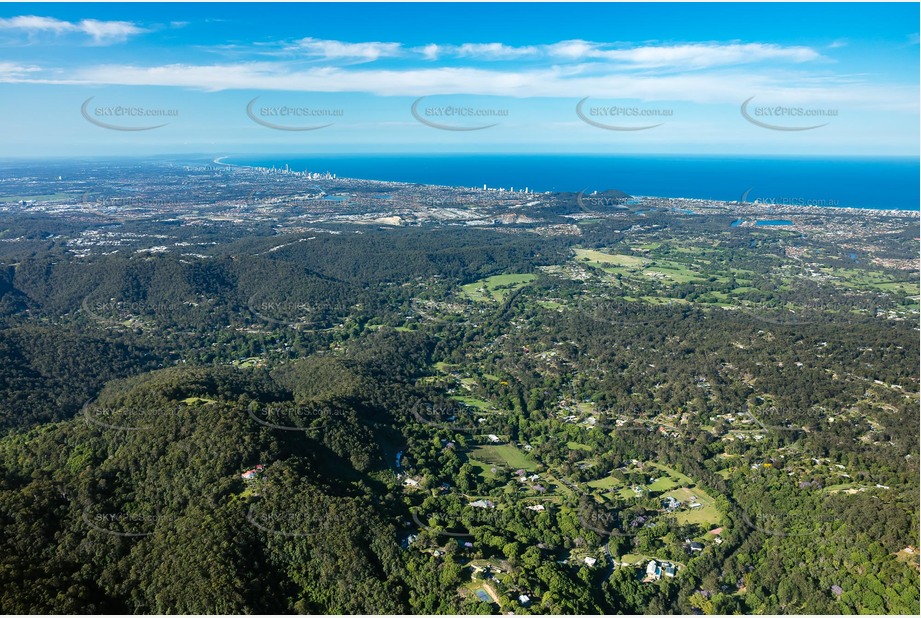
[470,444,539,471]
[644,262,704,284]
[823,483,858,493]
[451,395,493,410]
[574,248,645,268]
[468,459,497,479]
[234,357,265,368]
[670,486,721,527]
[0,192,75,204]
[566,441,593,452]
[570,243,841,304]
[461,274,537,302]
[647,476,681,492]
[573,248,711,286]
[639,464,722,526]
[649,463,694,485]
[587,475,623,490]
[181,397,215,405]
[564,243,919,321]
[587,462,718,522]
[641,295,691,305]
[820,266,919,296]
[619,553,647,565]
[894,548,921,568]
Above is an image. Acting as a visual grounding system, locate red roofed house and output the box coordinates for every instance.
[242,464,264,480]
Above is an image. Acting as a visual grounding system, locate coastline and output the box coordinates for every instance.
[214,155,920,218]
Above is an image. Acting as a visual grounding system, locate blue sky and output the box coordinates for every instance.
[0,2,918,157]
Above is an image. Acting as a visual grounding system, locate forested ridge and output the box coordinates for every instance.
[0,214,917,614]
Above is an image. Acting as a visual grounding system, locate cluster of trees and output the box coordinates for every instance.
[0,347,425,613]
[0,212,917,614]
[393,230,918,612]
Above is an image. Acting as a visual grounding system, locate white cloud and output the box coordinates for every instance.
[77,19,146,44]
[419,43,440,60]
[413,39,821,68]
[241,37,822,70]
[545,40,821,68]
[0,62,41,79]
[0,15,145,44]
[545,40,597,60]
[288,37,402,61]
[10,60,914,113]
[0,15,76,34]
[416,42,540,61]
[453,43,540,59]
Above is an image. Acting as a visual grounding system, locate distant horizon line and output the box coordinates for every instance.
[2,152,919,162]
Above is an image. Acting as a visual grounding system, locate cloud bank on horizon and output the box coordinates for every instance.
[0,3,917,156]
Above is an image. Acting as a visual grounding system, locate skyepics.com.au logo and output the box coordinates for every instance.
[246,499,353,538]
[739,187,839,208]
[575,190,633,213]
[81,97,178,131]
[82,506,175,538]
[742,406,805,437]
[578,505,640,538]
[81,400,191,432]
[81,294,179,326]
[571,297,661,329]
[246,402,351,432]
[247,294,317,328]
[416,195,465,208]
[82,403,152,431]
[246,96,343,131]
[409,401,480,432]
[411,96,508,131]
[80,192,184,209]
[576,97,672,131]
[738,299,823,327]
[740,96,836,131]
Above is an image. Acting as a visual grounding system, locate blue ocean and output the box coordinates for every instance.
[226,154,920,211]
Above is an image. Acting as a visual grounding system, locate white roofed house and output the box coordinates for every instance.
[645,559,677,581]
